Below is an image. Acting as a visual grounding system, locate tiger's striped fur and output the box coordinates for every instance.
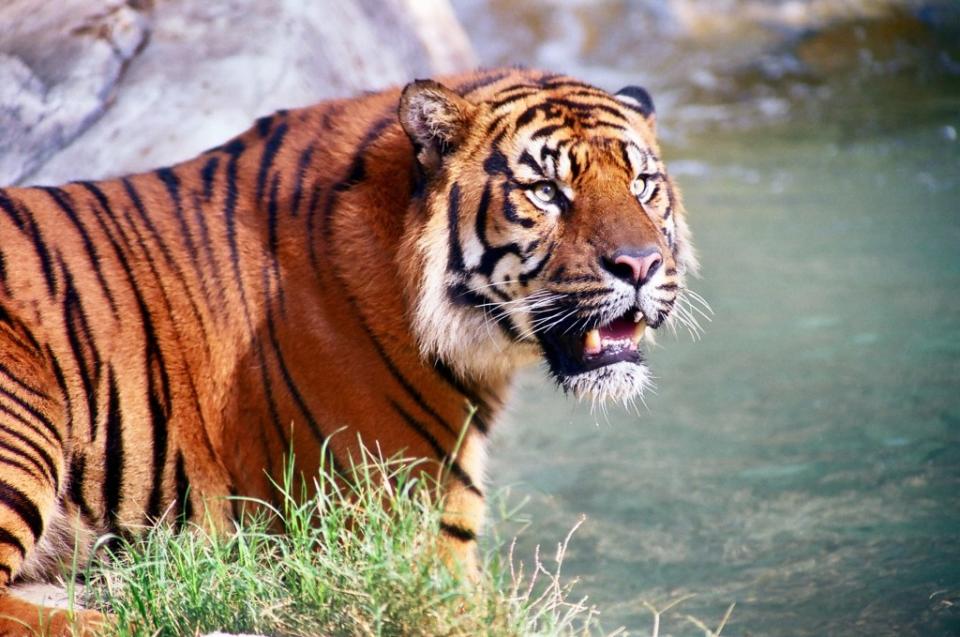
[0,67,696,634]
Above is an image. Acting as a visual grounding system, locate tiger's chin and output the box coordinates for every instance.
[557,361,653,404]
[538,311,655,404]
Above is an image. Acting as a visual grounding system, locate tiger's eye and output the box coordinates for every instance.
[532,181,557,203]
[634,177,647,196]
[634,175,655,202]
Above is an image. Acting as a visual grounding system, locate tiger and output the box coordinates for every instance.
[0,67,697,634]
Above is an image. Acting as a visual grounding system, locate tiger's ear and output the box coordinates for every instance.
[399,79,474,174]
[615,85,656,129]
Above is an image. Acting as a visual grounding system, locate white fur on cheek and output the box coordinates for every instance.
[410,209,539,382]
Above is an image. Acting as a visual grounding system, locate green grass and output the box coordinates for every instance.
[73,446,607,637]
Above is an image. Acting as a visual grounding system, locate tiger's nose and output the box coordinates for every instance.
[603,247,663,286]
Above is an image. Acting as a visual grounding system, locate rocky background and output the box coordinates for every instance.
[1,0,473,186]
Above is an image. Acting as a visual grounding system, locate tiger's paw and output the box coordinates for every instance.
[0,593,107,637]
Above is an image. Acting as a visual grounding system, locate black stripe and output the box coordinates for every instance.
[0,479,44,539]
[540,79,603,92]
[446,183,465,273]
[500,183,535,229]
[482,144,512,177]
[67,454,96,522]
[156,168,214,305]
[487,89,539,111]
[201,156,220,200]
[515,102,548,129]
[391,401,483,498]
[268,173,281,256]
[255,114,275,138]
[263,346,291,452]
[550,271,602,285]
[517,150,544,176]
[568,151,582,181]
[0,404,43,443]
[174,451,193,531]
[290,143,316,217]
[0,190,27,230]
[371,333,459,436]
[309,114,394,275]
[318,115,394,242]
[337,283,460,439]
[0,423,59,489]
[46,347,72,438]
[455,69,512,96]
[579,119,629,132]
[121,178,214,359]
[189,189,226,309]
[63,268,101,440]
[439,521,476,542]
[430,361,489,436]
[618,140,632,171]
[550,97,627,120]
[262,268,337,466]
[474,201,525,278]
[491,81,540,97]
[89,186,221,489]
[446,282,522,342]
[0,191,58,296]
[0,362,50,401]
[0,381,63,449]
[0,452,46,484]
[530,123,563,139]
[213,142,289,452]
[102,368,124,531]
[267,173,285,312]
[518,249,551,285]
[144,356,170,522]
[0,528,25,558]
[220,139,248,307]
[77,182,171,519]
[43,187,119,316]
[29,216,58,297]
[257,122,289,203]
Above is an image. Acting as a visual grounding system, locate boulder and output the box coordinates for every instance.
[2,0,474,186]
[0,0,150,184]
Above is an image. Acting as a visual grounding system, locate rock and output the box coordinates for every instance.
[0,0,151,185]
[8,0,474,186]
[10,582,79,610]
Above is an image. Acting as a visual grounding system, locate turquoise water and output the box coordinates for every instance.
[452,2,960,635]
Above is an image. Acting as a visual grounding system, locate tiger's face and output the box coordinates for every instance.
[400,76,698,403]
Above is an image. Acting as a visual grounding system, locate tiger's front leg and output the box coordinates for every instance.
[433,428,489,580]
[0,319,103,635]
[438,477,486,580]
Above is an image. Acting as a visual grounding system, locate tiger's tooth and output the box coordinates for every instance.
[632,320,646,344]
[584,329,602,355]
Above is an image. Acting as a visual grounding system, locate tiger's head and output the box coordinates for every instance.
[398,73,698,404]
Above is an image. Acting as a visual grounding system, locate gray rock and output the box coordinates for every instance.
[8,0,474,186]
[0,0,151,184]
[10,582,79,610]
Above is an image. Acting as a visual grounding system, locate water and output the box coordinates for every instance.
[450,2,960,635]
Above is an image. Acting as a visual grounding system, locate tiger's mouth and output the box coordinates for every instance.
[538,307,648,379]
